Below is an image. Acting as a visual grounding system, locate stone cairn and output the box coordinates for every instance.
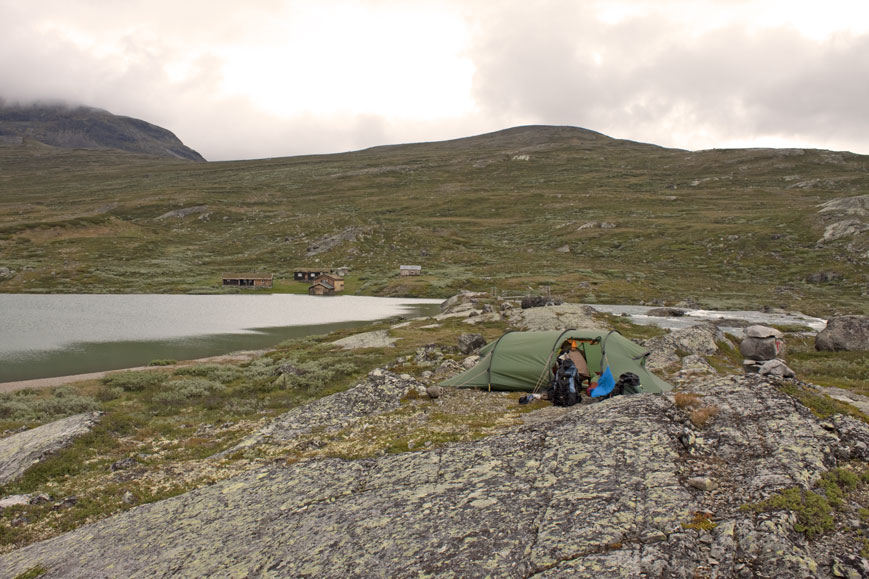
[739,325,795,378]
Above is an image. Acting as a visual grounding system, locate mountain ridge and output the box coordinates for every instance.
[0,102,205,162]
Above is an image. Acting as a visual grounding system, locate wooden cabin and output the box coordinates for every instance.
[294,269,327,281]
[308,273,344,295]
[222,273,273,288]
[399,265,422,277]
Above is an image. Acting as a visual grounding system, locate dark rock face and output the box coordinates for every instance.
[1,377,866,578]
[521,296,563,309]
[0,103,205,161]
[457,333,487,354]
[815,316,869,351]
[646,307,686,317]
[805,271,843,284]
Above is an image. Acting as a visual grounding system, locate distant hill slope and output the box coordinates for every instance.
[0,103,205,162]
[0,123,866,314]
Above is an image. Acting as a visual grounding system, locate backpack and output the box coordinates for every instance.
[548,358,580,407]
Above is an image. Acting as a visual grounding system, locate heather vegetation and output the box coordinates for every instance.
[1,126,866,316]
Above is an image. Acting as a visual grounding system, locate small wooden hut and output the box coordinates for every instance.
[308,273,345,295]
[222,273,273,288]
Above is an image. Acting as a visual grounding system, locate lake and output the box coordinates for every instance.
[0,294,443,382]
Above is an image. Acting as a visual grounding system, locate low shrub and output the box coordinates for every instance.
[674,392,719,428]
[223,398,260,416]
[272,359,360,394]
[148,359,177,366]
[151,378,226,405]
[674,392,702,409]
[174,364,244,384]
[690,406,719,428]
[101,371,168,392]
[95,386,124,402]
[0,392,99,422]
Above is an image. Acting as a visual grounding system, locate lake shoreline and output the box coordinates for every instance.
[0,350,267,393]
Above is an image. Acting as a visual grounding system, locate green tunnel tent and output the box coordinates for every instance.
[439,329,672,395]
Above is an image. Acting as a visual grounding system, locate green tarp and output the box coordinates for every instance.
[439,329,672,395]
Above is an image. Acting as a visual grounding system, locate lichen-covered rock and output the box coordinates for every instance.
[222,369,426,455]
[507,303,600,331]
[2,377,868,578]
[331,329,398,350]
[457,333,487,354]
[644,323,721,371]
[0,412,101,485]
[758,359,796,378]
[815,316,869,351]
[439,291,490,315]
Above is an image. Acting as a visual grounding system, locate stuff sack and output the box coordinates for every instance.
[548,358,580,407]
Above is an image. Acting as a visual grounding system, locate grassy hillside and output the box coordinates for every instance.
[0,125,866,316]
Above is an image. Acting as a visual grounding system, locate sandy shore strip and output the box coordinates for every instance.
[0,350,267,394]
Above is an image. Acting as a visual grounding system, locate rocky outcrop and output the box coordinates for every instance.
[332,329,399,350]
[815,316,869,351]
[817,194,869,257]
[155,205,210,220]
[646,307,686,317]
[1,377,867,578]
[305,226,370,257]
[643,323,722,371]
[223,369,426,455]
[0,412,101,485]
[506,303,600,331]
[457,333,487,354]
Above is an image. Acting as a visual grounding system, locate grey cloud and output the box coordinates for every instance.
[466,3,869,152]
[3,0,869,159]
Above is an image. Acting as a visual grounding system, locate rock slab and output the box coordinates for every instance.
[0,412,101,485]
[1,378,867,578]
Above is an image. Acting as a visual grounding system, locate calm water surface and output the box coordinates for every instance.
[0,294,442,382]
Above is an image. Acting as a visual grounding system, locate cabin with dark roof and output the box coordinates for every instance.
[294,269,328,281]
[222,273,273,288]
[308,273,345,295]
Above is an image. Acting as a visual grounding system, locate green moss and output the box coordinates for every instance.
[743,487,833,537]
[13,565,47,579]
[682,511,717,532]
[742,466,869,537]
[786,336,869,394]
[778,382,869,424]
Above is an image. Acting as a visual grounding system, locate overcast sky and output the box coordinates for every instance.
[2,0,868,161]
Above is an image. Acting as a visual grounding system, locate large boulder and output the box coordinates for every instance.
[646,307,686,317]
[739,325,785,361]
[644,324,722,371]
[815,316,869,351]
[457,333,487,355]
[439,291,490,315]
